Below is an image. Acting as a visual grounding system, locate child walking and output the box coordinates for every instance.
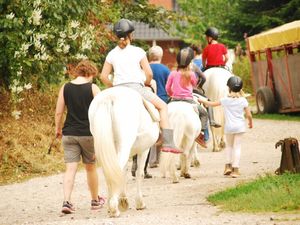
[198,76,253,178]
[100,19,180,154]
[55,60,105,214]
[165,47,220,148]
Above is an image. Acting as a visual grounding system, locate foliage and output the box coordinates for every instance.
[232,56,252,94]
[207,173,300,212]
[0,0,181,119]
[224,0,300,45]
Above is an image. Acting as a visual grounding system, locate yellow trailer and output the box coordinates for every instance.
[246,20,300,113]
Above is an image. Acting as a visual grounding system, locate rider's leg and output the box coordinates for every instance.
[195,105,207,148]
[207,106,221,128]
[149,94,181,154]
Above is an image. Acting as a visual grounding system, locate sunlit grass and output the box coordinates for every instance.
[207,173,300,212]
[253,113,300,122]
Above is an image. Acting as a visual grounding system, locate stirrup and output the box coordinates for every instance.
[161,146,183,154]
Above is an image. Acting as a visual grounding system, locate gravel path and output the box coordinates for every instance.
[0,119,300,225]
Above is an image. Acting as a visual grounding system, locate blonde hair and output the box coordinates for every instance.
[228,89,245,98]
[149,45,163,61]
[179,67,193,88]
[73,60,98,78]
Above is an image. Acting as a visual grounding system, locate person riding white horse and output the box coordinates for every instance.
[100,18,180,154]
[93,18,182,217]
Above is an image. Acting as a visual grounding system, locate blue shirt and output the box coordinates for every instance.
[150,63,170,103]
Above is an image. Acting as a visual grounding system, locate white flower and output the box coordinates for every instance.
[36,33,48,40]
[34,39,41,50]
[69,33,79,40]
[33,0,41,7]
[34,53,41,60]
[70,20,80,29]
[17,98,24,103]
[81,39,92,51]
[14,51,20,58]
[40,52,49,61]
[20,43,31,55]
[59,32,66,38]
[16,86,23,94]
[25,30,34,35]
[31,8,42,25]
[88,25,95,31]
[24,83,32,90]
[6,12,15,20]
[11,110,21,120]
[75,53,88,60]
[63,44,70,54]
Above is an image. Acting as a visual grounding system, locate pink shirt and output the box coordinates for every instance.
[165,70,198,100]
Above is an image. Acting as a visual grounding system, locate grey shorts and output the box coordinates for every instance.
[116,83,157,102]
[62,136,95,164]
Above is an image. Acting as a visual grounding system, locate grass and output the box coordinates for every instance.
[0,86,66,185]
[207,173,300,213]
[253,113,300,122]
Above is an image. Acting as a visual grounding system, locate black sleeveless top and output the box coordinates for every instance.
[62,82,93,136]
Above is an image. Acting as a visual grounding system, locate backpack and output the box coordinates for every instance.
[275,137,300,174]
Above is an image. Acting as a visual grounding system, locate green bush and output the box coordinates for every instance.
[232,56,253,94]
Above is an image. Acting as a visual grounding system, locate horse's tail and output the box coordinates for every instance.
[92,99,124,195]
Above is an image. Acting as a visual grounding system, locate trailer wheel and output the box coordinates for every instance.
[256,87,276,114]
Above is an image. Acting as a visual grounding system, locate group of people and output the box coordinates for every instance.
[54,18,253,214]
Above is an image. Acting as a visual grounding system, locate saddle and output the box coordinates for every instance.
[275,137,300,175]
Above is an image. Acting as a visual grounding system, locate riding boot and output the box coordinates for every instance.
[195,132,207,148]
[160,129,182,154]
[207,107,221,128]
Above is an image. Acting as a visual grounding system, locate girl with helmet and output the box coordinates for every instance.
[165,47,220,148]
[198,75,253,178]
[100,19,180,154]
[202,27,229,70]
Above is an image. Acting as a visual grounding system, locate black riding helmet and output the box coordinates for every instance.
[227,76,243,92]
[113,19,135,38]
[205,27,219,40]
[176,47,194,68]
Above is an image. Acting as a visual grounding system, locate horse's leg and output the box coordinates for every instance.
[211,127,220,152]
[192,143,201,168]
[135,149,149,210]
[169,154,179,183]
[118,168,129,212]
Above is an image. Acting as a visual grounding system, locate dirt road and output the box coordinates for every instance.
[0,119,300,225]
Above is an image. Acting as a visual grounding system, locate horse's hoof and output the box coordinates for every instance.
[183,173,191,179]
[220,142,226,149]
[118,197,129,212]
[193,160,200,168]
[172,177,179,183]
[108,208,120,218]
[136,198,146,210]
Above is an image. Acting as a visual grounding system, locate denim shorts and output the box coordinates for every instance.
[62,136,95,164]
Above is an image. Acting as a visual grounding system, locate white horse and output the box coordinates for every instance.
[88,86,159,217]
[160,101,201,183]
[202,68,233,152]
